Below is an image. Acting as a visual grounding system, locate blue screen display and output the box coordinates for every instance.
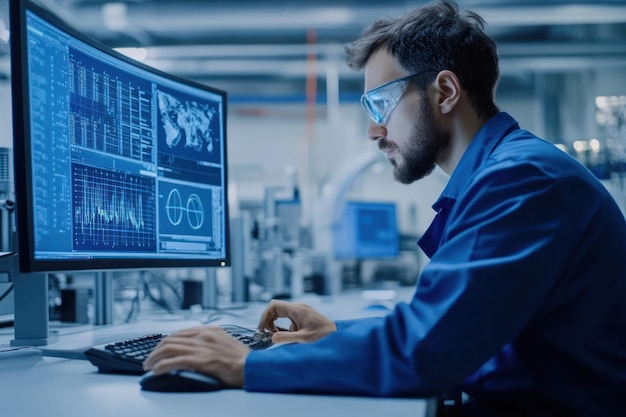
[332,201,399,259]
[12,5,229,271]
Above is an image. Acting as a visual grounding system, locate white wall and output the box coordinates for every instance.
[592,68,626,97]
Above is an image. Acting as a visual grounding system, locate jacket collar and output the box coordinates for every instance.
[417,112,520,257]
[438,112,520,202]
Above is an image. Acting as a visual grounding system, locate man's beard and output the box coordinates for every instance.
[384,98,449,184]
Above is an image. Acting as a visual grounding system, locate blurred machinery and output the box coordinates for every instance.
[569,95,626,214]
[0,146,13,325]
[0,146,13,253]
[229,151,421,302]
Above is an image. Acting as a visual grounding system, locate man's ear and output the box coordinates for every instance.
[433,70,461,115]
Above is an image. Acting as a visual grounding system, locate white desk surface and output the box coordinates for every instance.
[0,290,436,417]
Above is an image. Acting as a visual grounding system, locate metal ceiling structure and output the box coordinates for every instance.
[1,0,626,100]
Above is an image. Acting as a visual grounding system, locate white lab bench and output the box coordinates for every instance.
[0,290,436,417]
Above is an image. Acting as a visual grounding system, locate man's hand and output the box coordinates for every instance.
[258,299,337,344]
[142,325,250,388]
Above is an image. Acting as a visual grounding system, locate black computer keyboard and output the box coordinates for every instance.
[84,324,273,374]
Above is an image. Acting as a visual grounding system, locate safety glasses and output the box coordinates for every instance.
[360,70,437,126]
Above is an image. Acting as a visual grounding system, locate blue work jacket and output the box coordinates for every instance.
[245,112,626,416]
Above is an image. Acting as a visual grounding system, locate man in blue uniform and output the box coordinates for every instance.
[144,1,626,415]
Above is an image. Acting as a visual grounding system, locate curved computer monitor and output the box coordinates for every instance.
[332,201,399,260]
[10,1,230,272]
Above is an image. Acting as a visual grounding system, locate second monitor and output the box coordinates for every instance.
[332,201,399,260]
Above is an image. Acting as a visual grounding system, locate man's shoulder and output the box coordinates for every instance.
[490,129,575,168]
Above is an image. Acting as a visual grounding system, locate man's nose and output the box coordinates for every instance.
[367,122,386,142]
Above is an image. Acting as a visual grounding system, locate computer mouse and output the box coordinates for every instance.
[139,369,224,392]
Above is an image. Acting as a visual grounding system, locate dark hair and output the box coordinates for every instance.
[345,0,499,119]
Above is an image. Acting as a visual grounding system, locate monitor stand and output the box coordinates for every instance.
[10,270,58,346]
[94,271,113,325]
[0,252,58,346]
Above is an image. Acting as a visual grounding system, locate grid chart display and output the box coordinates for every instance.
[69,49,155,163]
[73,164,157,252]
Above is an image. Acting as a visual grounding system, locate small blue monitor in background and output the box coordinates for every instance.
[332,201,399,260]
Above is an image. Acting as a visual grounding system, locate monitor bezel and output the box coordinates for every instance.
[10,0,231,273]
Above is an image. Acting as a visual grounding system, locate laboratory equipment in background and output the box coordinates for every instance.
[232,156,421,301]
[310,151,421,294]
[333,201,419,288]
[332,201,398,287]
[562,95,626,215]
[0,146,13,254]
[332,201,399,260]
[0,146,13,326]
[235,183,313,301]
